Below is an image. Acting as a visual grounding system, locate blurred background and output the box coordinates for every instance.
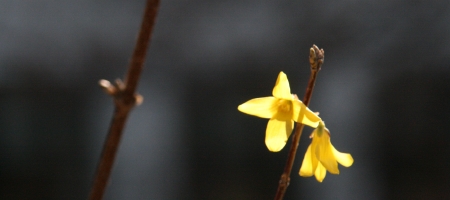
[1,0,450,199]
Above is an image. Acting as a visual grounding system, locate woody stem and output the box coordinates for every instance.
[88,1,160,199]
[273,45,324,200]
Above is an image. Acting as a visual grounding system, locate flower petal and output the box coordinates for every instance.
[292,100,321,127]
[272,100,294,121]
[309,129,320,171]
[314,162,327,182]
[238,97,277,118]
[299,145,315,177]
[315,130,339,174]
[265,118,293,152]
[332,145,354,167]
[272,72,292,99]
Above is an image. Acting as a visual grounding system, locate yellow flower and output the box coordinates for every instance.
[299,121,354,182]
[238,72,321,152]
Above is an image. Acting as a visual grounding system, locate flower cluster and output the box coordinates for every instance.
[238,71,353,182]
[299,121,353,182]
[238,72,321,152]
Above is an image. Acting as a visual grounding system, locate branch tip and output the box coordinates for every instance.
[309,44,325,71]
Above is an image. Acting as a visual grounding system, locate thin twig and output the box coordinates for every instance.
[89,1,160,199]
[274,45,324,200]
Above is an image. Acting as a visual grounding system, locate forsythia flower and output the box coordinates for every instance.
[299,121,354,182]
[238,72,321,152]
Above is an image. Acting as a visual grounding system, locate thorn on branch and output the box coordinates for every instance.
[279,174,290,187]
[135,94,144,106]
[114,79,126,91]
[99,79,116,95]
[98,79,143,107]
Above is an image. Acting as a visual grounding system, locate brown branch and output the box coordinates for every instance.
[274,45,324,200]
[88,1,160,199]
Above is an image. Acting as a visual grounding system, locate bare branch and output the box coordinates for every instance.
[89,1,160,199]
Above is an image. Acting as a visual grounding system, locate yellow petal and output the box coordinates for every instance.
[310,129,320,172]
[272,99,294,121]
[332,145,354,167]
[315,130,339,174]
[299,145,315,177]
[314,162,327,182]
[238,97,278,118]
[272,72,292,99]
[265,118,294,152]
[292,100,321,127]
[310,129,321,147]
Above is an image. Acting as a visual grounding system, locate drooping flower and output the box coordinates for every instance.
[299,121,354,182]
[238,72,321,152]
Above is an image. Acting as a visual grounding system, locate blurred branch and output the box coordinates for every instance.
[274,45,324,200]
[89,0,160,199]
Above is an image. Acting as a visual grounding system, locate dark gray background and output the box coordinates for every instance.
[1,0,449,199]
